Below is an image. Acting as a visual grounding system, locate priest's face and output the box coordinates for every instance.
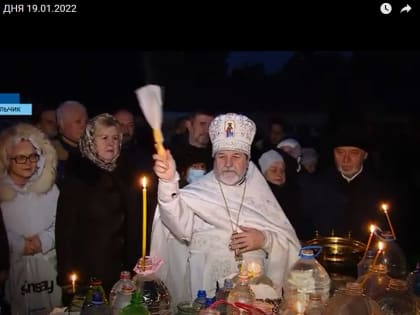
[214,150,248,185]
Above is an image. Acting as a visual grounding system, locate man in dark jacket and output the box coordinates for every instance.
[304,127,392,242]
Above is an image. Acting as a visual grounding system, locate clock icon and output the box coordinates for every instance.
[380,2,393,14]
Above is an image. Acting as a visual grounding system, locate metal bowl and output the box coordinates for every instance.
[304,234,366,278]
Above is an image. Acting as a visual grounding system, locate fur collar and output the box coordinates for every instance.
[0,123,57,201]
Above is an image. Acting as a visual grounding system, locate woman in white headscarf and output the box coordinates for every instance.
[258,149,309,241]
[0,123,61,314]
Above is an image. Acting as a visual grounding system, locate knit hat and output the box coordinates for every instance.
[258,150,284,174]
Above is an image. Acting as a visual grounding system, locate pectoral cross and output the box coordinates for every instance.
[232,231,244,269]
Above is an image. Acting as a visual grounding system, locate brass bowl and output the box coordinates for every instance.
[304,235,366,278]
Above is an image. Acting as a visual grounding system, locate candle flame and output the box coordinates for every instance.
[378,241,384,251]
[369,224,376,233]
[381,203,389,213]
[70,273,77,282]
[141,176,147,189]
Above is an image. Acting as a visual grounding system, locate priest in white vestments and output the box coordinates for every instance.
[150,113,301,307]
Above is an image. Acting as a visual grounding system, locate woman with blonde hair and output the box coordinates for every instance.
[56,113,139,295]
[0,123,61,314]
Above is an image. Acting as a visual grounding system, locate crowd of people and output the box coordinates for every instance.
[0,100,417,314]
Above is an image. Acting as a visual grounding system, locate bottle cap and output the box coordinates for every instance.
[197,290,207,297]
[224,278,233,289]
[91,291,103,304]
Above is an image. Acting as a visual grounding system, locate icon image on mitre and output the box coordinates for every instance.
[225,120,234,138]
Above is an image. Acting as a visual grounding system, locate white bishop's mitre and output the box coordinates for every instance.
[209,113,256,157]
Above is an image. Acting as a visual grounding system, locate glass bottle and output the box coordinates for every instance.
[283,246,331,310]
[109,270,136,307]
[226,270,256,315]
[120,291,151,315]
[133,256,171,315]
[357,264,392,300]
[375,279,419,315]
[323,282,384,315]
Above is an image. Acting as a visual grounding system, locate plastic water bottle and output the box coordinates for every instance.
[215,279,234,315]
[83,277,109,307]
[407,262,420,296]
[193,290,207,309]
[375,279,418,314]
[80,291,112,315]
[112,286,135,315]
[283,245,331,310]
[357,264,392,300]
[323,282,384,315]
[226,270,255,315]
[376,230,408,279]
[304,293,325,315]
[109,270,136,307]
[120,291,151,315]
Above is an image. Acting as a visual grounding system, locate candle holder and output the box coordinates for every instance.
[61,284,76,307]
[304,232,366,278]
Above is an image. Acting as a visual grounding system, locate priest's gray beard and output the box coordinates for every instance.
[217,168,247,186]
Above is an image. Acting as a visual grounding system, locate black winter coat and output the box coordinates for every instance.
[56,155,136,294]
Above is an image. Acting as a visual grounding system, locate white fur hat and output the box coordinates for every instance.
[209,113,256,157]
[277,138,302,160]
[258,150,284,174]
[277,138,300,149]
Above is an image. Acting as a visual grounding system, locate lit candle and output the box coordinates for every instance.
[141,176,147,269]
[362,224,376,260]
[70,273,77,294]
[247,261,262,278]
[296,301,304,315]
[372,241,384,266]
[381,202,396,239]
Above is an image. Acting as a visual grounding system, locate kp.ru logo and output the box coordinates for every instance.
[0,93,32,116]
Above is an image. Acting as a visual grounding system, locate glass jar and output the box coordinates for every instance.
[133,256,171,315]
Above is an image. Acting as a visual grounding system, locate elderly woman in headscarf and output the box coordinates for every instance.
[258,149,313,241]
[55,113,136,295]
[0,123,61,314]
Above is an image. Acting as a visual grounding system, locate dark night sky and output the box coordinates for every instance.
[0,50,304,113]
[0,50,417,115]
